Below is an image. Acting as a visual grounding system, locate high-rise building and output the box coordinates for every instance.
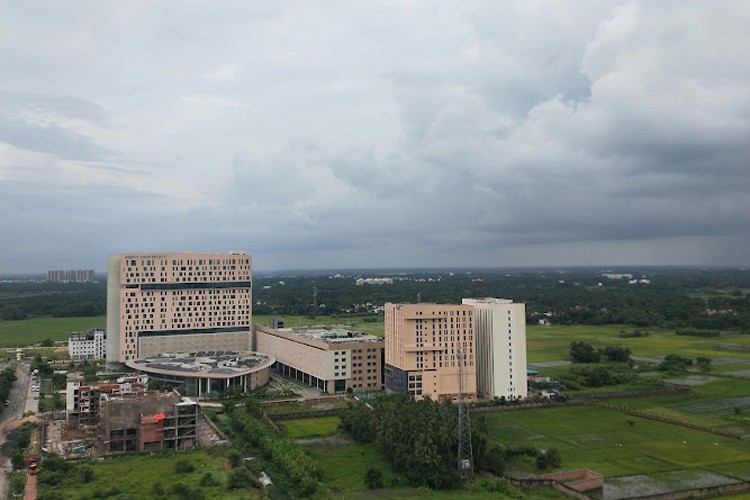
[384,302,477,401]
[48,269,94,282]
[106,251,252,364]
[462,298,527,400]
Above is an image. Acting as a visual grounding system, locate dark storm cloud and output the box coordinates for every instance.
[0,1,748,272]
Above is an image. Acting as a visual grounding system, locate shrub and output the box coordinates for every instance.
[174,459,195,474]
[199,472,220,487]
[364,467,384,489]
[569,341,600,363]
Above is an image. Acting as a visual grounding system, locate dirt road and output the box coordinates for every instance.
[0,362,31,498]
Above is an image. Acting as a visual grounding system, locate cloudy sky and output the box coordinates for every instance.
[1,1,748,273]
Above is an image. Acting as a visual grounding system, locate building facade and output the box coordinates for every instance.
[462,298,527,400]
[48,269,94,283]
[255,325,384,394]
[68,329,106,360]
[100,390,198,453]
[384,303,477,401]
[106,251,252,363]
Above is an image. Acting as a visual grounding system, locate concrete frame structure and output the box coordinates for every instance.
[66,375,148,426]
[106,251,252,364]
[125,351,274,397]
[101,390,198,453]
[68,328,106,360]
[463,298,527,400]
[255,325,384,394]
[384,303,477,401]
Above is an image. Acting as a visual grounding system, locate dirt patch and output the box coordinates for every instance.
[296,434,355,448]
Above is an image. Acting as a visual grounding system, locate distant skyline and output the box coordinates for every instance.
[1,1,748,273]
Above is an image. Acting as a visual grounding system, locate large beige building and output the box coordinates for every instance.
[106,251,252,364]
[463,298,527,400]
[255,325,384,394]
[384,303,477,401]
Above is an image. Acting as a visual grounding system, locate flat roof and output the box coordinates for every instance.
[125,351,275,379]
[277,328,382,344]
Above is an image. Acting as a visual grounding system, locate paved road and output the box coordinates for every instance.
[0,363,31,499]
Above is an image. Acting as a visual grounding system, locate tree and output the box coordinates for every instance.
[569,341,600,363]
[602,345,631,363]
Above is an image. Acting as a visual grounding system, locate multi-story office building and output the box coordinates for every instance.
[255,325,384,394]
[68,328,106,360]
[462,298,527,400]
[106,251,252,364]
[48,269,94,282]
[384,303,477,401]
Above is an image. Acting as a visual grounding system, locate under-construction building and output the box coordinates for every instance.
[101,390,199,453]
[66,375,148,426]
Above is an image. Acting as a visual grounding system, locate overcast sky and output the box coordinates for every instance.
[1,1,748,273]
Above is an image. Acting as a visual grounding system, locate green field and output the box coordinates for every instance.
[486,405,750,479]
[278,416,340,439]
[0,316,105,347]
[34,449,251,499]
[526,324,750,364]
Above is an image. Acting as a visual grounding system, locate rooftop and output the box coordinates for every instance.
[125,351,275,379]
[278,328,381,344]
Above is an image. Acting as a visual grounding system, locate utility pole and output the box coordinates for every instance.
[456,347,473,478]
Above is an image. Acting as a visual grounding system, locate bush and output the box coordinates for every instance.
[569,341,601,363]
[170,482,205,500]
[199,472,220,487]
[152,482,165,496]
[364,467,384,489]
[479,445,506,474]
[173,459,195,474]
[477,477,520,497]
[79,465,95,483]
[227,450,242,468]
[676,328,720,337]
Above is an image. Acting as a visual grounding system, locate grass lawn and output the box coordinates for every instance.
[278,416,340,439]
[526,324,750,364]
[35,449,251,499]
[0,316,106,347]
[486,405,750,480]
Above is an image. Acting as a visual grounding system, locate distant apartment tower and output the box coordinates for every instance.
[68,328,106,360]
[48,269,94,283]
[462,298,527,400]
[106,251,252,363]
[255,325,384,393]
[384,303,477,401]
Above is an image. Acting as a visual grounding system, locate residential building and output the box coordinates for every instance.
[48,269,94,283]
[384,303,477,401]
[68,328,106,360]
[255,325,384,394]
[462,298,527,400]
[106,251,252,364]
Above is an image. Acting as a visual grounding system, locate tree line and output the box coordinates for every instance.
[2,268,748,332]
